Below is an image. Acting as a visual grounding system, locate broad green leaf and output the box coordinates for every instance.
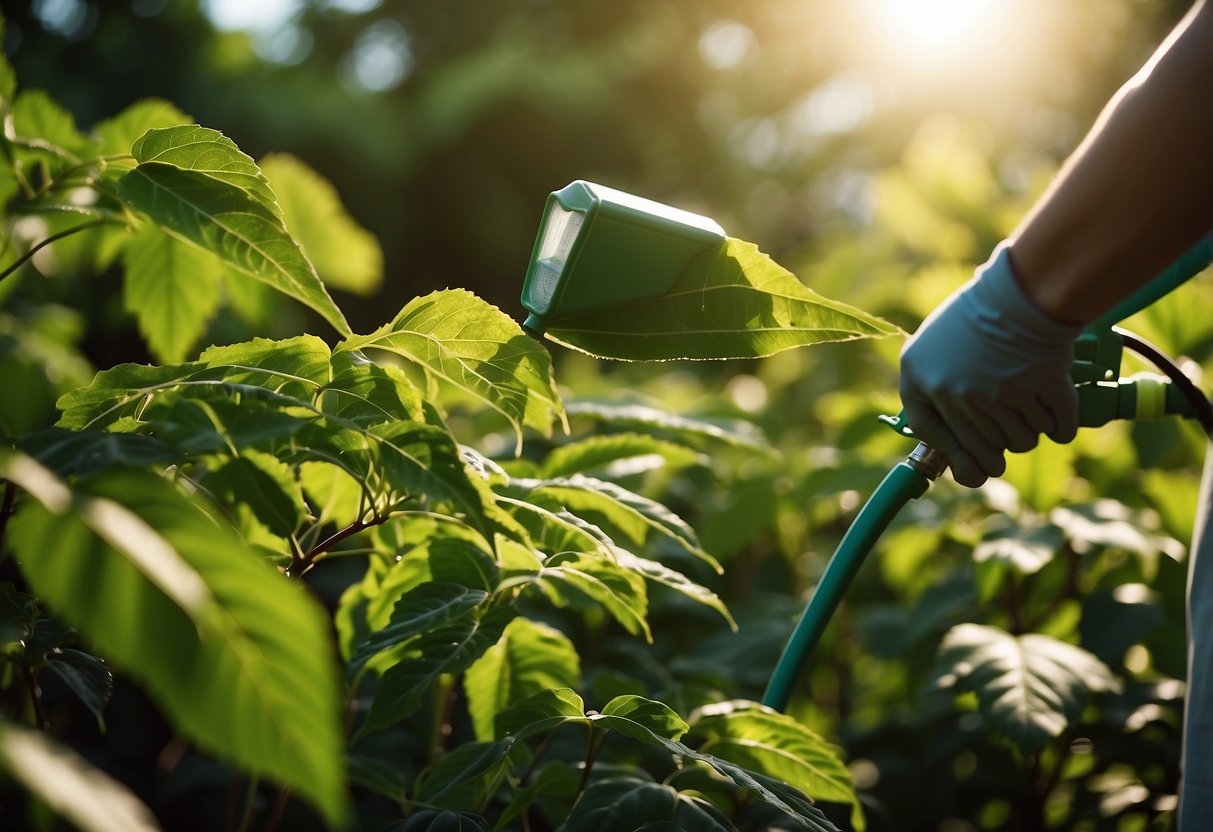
[538,551,650,642]
[140,395,310,456]
[365,525,499,626]
[122,224,223,363]
[690,701,860,829]
[510,475,721,572]
[18,428,177,477]
[198,334,332,392]
[1,456,346,825]
[351,582,488,677]
[973,519,1065,575]
[495,686,587,742]
[565,401,775,455]
[338,289,564,449]
[0,721,162,832]
[347,753,408,804]
[117,162,350,335]
[92,99,192,166]
[544,238,900,360]
[465,617,582,741]
[203,451,306,539]
[359,605,515,738]
[259,153,384,296]
[933,623,1121,754]
[322,350,423,426]
[562,778,734,832]
[12,89,86,159]
[498,498,609,559]
[1051,500,1184,564]
[0,49,15,110]
[540,433,705,479]
[300,460,366,527]
[44,649,113,730]
[130,125,281,216]
[413,738,515,809]
[597,694,689,742]
[614,550,735,629]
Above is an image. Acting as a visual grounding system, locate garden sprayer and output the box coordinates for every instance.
[519,179,1213,713]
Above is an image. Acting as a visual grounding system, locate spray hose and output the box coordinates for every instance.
[762,236,1213,713]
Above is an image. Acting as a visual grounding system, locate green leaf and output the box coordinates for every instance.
[1,455,347,826]
[358,604,515,738]
[544,238,900,360]
[565,401,774,455]
[365,529,500,628]
[689,701,860,829]
[538,551,650,642]
[613,550,735,630]
[510,475,720,572]
[933,623,1121,755]
[0,49,15,110]
[338,289,564,449]
[496,687,587,742]
[197,334,332,393]
[130,125,281,216]
[562,778,735,832]
[465,617,582,741]
[12,89,86,159]
[92,99,192,166]
[597,694,689,742]
[0,720,163,832]
[122,224,223,363]
[322,350,423,426]
[413,738,515,809]
[973,517,1065,575]
[117,162,350,335]
[351,582,488,677]
[259,153,384,296]
[203,451,306,539]
[44,649,113,730]
[1051,500,1184,564]
[18,428,178,477]
[540,433,704,479]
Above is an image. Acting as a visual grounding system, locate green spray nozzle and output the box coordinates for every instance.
[519,180,725,336]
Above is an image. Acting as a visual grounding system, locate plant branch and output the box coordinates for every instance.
[576,727,606,799]
[0,480,15,558]
[19,659,48,731]
[0,218,114,284]
[288,514,389,579]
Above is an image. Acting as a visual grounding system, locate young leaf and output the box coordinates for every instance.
[495,686,587,742]
[596,694,689,742]
[117,163,350,335]
[259,153,384,296]
[12,89,87,159]
[337,289,564,450]
[122,224,222,363]
[544,238,900,361]
[562,778,735,832]
[130,125,281,216]
[933,623,1122,755]
[690,701,860,829]
[0,721,162,832]
[1,455,347,826]
[464,617,582,741]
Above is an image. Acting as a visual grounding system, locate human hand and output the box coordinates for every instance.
[898,244,1084,487]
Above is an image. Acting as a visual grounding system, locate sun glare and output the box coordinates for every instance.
[883,0,998,45]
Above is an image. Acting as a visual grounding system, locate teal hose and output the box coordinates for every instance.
[762,461,930,712]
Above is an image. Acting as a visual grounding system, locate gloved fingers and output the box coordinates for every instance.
[903,396,990,487]
[1038,376,1080,444]
[973,400,1038,454]
[937,399,1007,483]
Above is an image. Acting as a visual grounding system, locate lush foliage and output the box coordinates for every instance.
[4,9,1213,832]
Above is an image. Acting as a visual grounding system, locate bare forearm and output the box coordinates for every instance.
[1009,0,1213,324]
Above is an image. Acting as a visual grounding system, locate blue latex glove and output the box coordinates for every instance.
[899,244,1084,487]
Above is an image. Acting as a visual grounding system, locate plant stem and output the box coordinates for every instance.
[233,778,258,832]
[264,787,291,832]
[0,219,113,284]
[19,659,47,731]
[0,481,15,558]
[288,514,388,579]
[576,727,605,799]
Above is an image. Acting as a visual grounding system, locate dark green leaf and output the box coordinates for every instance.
[17,428,177,477]
[495,687,587,742]
[933,623,1121,755]
[538,551,650,642]
[545,238,899,360]
[203,451,306,538]
[351,582,488,677]
[44,649,113,730]
[561,778,735,832]
[358,605,515,738]
[413,738,515,808]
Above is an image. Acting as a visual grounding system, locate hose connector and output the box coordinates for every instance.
[908,442,948,480]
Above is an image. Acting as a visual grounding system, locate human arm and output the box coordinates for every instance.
[900,0,1213,486]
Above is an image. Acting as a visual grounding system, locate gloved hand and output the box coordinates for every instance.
[899,244,1084,487]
